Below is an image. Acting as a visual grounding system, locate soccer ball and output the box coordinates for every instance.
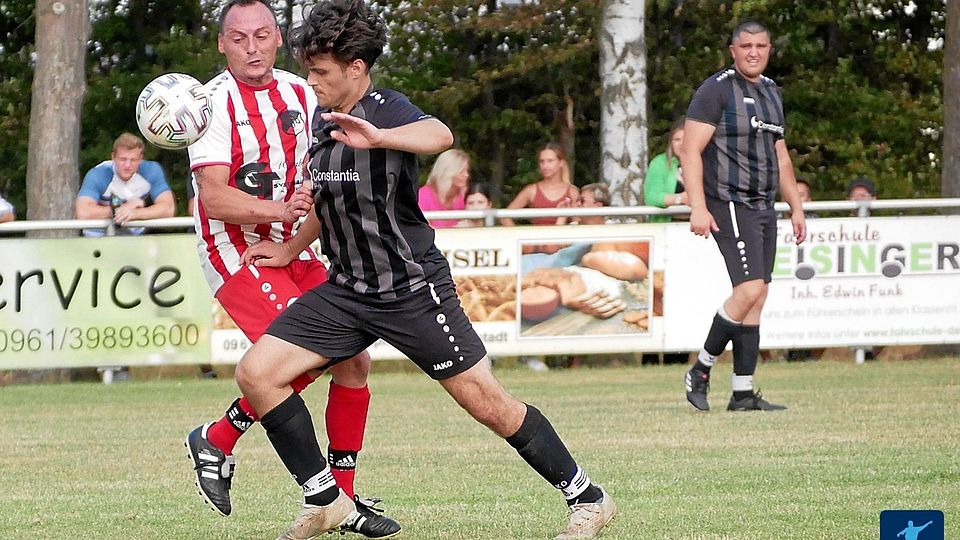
[135,73,212,150]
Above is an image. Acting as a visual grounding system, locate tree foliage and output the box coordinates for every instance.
[0,0,38,217]
[646,0,944,200]
[82,0,221,213]
[374,0,602,202]
[0,0,948,218]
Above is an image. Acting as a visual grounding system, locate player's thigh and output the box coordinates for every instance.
[292,259,369,379]
[760,210,778,282]
[707,199,767,286]
[265,282,376,362]
[237,334,328,390]
[216,265,309,342]
[365,271,486,381]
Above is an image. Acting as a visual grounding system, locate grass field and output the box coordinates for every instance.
[1,358,957,539]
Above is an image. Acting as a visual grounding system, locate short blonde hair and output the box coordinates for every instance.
[112,132,145,154]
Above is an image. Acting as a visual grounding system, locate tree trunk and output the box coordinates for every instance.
[599,0,646,208]
[943,0,960,204]
[27,0,89,237]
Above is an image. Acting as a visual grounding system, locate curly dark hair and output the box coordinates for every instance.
[289,0,387,70]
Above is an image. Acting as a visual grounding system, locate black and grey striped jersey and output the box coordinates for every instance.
[686,67,785,210]
[307,87,437,298]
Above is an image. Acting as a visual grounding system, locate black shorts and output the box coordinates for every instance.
[265,259,486,380]
[706,197,777,286]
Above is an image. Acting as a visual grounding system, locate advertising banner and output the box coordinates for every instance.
[7,215,951,368]
[663,216,960,350]
[0,235,211,369]
[211,224,667,362]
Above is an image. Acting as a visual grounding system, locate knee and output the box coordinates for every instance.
[734,281,767,307]
[235,347,274,395]
[235,356,258,396]
[328,350,371,387]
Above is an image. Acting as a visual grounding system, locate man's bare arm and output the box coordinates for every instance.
[75,196,112,219]
[776,140,807,245]
[678,119,719,238]
[130,191,176,220]
[195,165,312,225]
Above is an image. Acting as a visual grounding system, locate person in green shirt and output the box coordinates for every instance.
[644,118,688,222]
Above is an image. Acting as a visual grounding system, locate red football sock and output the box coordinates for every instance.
[206,396,258,456]
[206,374,318,455]
[325,382,370,499]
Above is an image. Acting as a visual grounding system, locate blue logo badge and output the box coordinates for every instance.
[880,510,944,540]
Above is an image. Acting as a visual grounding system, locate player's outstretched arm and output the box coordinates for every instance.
[196,165,312,225]
[322,112,453,155]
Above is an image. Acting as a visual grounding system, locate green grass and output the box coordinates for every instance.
[1,358,958,539]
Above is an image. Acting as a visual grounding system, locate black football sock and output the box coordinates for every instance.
[697,310,741,373]
[260,392,340,506]
[732,324,760,399]
[506,404,603,506]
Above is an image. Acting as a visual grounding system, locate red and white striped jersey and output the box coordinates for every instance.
[188,69,318,293]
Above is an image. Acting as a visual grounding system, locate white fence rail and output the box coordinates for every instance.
[2,198,960,233]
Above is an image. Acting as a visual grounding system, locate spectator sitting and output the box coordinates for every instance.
[502,142,579,226]
[457,182,494,228]
[847,176,876,201]
[778,176,819,220]
[644,118,688,222]
[794,177,819,219]
[419,148,470,228]
[0,193,14,223]
[847,176,876,217]
[557,183,611,226]
[75,133,174,236]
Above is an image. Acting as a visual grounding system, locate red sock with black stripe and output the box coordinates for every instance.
[325,382,370,499]
[206,373,318,455]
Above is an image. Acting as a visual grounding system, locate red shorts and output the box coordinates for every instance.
[215,259,328,342]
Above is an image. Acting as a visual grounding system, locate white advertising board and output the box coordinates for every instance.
[209,216,960,362]
[211,224,667,361]
[663,216,960,350]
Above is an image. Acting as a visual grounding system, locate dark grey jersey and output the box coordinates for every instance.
[307,88,438,298]
[686,67,785,210]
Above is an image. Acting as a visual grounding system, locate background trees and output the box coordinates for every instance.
[375,0,602,202]
[0,0,950,219]
[82,0,220,212]
[944,0,959,200]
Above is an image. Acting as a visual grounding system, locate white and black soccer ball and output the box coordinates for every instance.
[135,73,212,150]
